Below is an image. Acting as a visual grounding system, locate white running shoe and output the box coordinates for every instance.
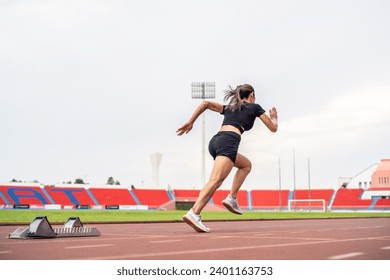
[222,194,243,215]
[183,209,211,233]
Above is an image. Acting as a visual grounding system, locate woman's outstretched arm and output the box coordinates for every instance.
[176,100,223,136]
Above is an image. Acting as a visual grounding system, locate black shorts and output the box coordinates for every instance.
[208,131,241,163]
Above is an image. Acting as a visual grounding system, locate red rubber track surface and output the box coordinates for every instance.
[0,218,389,260]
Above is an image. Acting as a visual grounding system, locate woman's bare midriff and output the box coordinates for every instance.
[219,125,242,135]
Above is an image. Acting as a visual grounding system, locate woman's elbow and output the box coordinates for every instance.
[269,125,278,133]
[201,100,210,110]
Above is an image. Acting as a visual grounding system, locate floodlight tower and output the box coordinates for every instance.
[191,82,215,186]
[150,152,162,188]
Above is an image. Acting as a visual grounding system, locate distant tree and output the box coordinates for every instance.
[115,180,120,185]
[107,177,115,185]
[10,178,26,183]
[74,178,85,184]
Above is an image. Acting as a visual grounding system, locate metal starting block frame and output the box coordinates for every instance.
[9,216,101,239]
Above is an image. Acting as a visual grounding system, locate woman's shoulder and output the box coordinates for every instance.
[245,102,263,109]
[249,103,265,115]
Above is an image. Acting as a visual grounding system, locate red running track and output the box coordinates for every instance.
[0,218,389,260]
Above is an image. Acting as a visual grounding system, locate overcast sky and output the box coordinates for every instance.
[1,0,389,190]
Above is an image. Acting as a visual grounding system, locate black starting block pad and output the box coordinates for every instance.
[9,216,101,239]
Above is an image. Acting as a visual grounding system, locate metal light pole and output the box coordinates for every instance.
[278,157,282,211]
[191,82,215,186]
[293,147,297,211]
[308,157,312,212]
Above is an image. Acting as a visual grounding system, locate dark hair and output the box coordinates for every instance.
[224,84,255,112]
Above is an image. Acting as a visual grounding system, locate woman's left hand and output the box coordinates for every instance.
[269,107,278,120]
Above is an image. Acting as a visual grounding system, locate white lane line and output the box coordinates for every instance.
[210,236,236,240]
[65,244,113,249]
[381,246,390,250]
[329,252,364,260]
[81,235,390,260]
[150,240,182,244]
[0,251,12,254]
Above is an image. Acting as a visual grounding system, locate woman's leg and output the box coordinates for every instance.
[230,153,252,198]
[192,156,234,215]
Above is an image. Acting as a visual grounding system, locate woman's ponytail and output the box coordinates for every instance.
[224,84,254,112]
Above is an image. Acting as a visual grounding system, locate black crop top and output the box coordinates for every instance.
[220,102,265,133]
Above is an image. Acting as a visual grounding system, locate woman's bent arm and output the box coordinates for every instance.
[177,100,223,136]
[259,107,278,133]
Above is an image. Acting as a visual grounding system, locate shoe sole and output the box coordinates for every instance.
[222,200,243,215]
[182,215,210,233]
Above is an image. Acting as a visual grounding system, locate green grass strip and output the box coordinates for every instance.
[1,210,389,224]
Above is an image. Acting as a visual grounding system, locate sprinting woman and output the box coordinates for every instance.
[176,84,278,232]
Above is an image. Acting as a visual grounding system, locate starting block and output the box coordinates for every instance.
[9,216,101,239]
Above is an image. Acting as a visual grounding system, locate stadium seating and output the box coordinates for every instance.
[294,189,334,201]
[172,189,200,200]
[0,194,7,204]
[251,190,290,209]
[373,198,390,209]
[131,189,171,209]
[89,187,137,206]
[1,183,388,211]
[44,186,95,207]
[293,189,334,208]
[0,185,50,205]
[331,188,372,209]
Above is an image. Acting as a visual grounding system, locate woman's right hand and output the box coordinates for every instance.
[176,121,193,136]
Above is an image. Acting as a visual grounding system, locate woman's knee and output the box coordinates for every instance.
[246,161,252,172]
[241,161,252,174]
[236,155,252,173]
